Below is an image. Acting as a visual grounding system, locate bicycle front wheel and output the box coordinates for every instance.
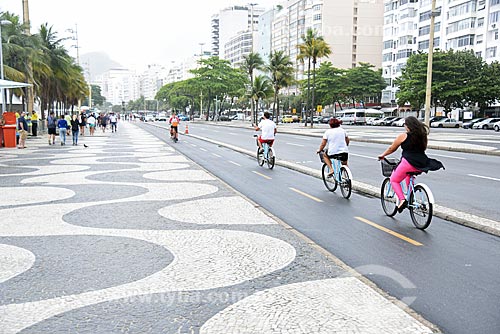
[257,148,264,166]
[380,178,397,216]
[321,164,337,192]
[339,166,352,199]
[409,185,433,229]
[267,148,275,169]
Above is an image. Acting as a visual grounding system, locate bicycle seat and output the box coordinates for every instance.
[330,154,344,161]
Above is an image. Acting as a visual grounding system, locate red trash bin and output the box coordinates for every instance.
[2,125,17,147]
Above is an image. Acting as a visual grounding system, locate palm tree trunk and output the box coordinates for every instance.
[273,89,278,120]
[311,60,317,128]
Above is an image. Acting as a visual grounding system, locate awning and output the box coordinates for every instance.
[0,79,31,89]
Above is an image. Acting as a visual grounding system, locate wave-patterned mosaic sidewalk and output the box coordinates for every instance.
[0,123,434,333]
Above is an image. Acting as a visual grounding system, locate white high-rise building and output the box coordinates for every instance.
[140,64,167,100]
[211,5,265,59]
[382,0,500,105]
[271,0,384,89]
[99,68,140,106]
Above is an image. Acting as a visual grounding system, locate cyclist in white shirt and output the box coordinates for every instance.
[316,118,350,175]
[254,111,277,152]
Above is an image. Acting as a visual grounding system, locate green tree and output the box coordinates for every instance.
[313,62,348,112]
[344,62,386,108]
[241,52,265,123]
[267,50,294,120]
[297,28,331,127]
[191,56,246,120]
[396,50,484,114]
[250,75,273,118]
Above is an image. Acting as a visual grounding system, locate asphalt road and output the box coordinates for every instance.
[141,122,500,334]
[163,122,500,221]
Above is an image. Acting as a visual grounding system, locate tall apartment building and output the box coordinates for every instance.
[211,5,265,59]
[99,68,140,106]
[382,0,500,105]
[272,0,384,90]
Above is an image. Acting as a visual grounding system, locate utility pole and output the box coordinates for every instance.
[22,0,35,117]
[424,0,439,127]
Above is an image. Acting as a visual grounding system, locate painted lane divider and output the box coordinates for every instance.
[355,217,423,246]
[289,187,323,203]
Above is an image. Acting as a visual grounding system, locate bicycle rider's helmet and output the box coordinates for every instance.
[329,117,342,128]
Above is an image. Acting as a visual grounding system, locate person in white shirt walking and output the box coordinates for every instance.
[254,111,277,152]
[109,113,118,132]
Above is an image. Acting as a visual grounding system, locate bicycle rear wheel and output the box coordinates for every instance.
[321,164,337,192]
[409,185,433,229]
[267,148,275,169]
[257,148,264,166]
[339,166,352,199]
[380,178,397,216]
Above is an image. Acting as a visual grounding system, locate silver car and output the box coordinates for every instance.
[430,118,463,128]
[472,118,500,129]
[493,120,500,132]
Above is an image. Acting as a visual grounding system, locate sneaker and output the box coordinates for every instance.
[397,200,408,213]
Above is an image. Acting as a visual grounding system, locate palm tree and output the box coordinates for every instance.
[297,28,332,127]
[250,75,273,121]
[267,50,294,121]
[241,52,265,124]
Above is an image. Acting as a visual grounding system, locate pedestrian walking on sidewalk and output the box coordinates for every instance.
[57,115,68,146]
[87,113,96,136]
[71,115,80,145]
[79,111,86,136]
[109,113,118,132]
[17,112,28,149]
[46,111,57,145]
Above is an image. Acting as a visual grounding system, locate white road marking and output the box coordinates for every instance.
[429,153,466,160]
[212,153,222,158]
[190,144,197,147]
[200,148,208,152]
[286,143,305,147]
[229,133,238,136]
[229,161,242,167]
[295,161,314,164]
[468,174,500,182]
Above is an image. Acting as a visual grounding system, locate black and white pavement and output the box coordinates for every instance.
[0,123,436,333]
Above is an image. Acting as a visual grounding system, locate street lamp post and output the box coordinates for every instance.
[0,20,13,115]
[424,0,439,127]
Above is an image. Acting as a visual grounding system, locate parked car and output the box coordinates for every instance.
[178,114,190,121]
[373,116,396,126]
[218,114,232,121]
[144,115,155,122]
[463,118,486,129]
[366,117,381,125]
[430,118,463,128]
[320,116,332,124]
[472,118,500,129]
[387,117,402,126]
[429,116,448,123]
[156,117,168,122]
[494,120,500,132]
[282,115,294,123]
[392,118,406,127]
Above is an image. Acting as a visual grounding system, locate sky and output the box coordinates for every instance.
[1,0,276,71]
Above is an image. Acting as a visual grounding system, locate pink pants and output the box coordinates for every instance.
[390,158,421,201]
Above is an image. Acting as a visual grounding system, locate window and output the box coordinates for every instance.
[313,14,322,21]
[448,34,475,48]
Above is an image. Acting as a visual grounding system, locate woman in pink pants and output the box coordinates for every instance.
[378,116,444,212]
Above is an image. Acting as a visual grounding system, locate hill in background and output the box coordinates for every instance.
[80,52,123,81]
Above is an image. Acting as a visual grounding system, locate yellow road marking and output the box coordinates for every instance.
[252,171,272,180]
[355,217,423,246]
[289,187,323,203]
